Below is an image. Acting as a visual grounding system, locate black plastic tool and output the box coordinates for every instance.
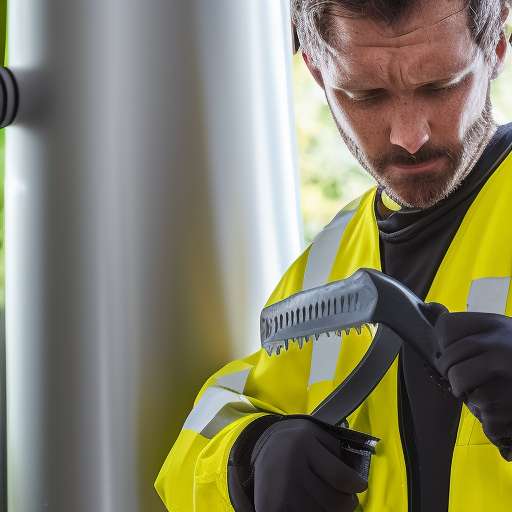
[260,268,447,425]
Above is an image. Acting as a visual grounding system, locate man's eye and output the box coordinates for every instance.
[345,90,385,103]
[426,77,467,94]
[430,83,458,93]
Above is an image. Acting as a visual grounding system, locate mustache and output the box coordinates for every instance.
[374,144,460,169]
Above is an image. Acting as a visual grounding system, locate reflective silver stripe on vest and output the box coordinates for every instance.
[303,206,357,385]
[182,368,258,438]
[302,208,357,291]
[216,368,251,394]
[308,332,343,386]
[467,277,511,315]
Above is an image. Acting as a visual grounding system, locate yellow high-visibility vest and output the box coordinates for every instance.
[156,150,512,511]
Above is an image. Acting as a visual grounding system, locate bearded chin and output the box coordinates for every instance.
[334,93,496,210]
[382,168,459,209]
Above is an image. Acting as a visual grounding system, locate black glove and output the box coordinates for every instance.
[433,312,512,461]
[236,416,375,512]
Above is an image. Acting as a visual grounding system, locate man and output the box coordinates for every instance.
[156,0,512,510]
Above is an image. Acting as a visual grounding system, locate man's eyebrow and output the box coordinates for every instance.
[418,71,463,85]
[329,67,470,92]
[419,59,476,86]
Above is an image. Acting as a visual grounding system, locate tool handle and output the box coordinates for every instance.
[311,325,403,425]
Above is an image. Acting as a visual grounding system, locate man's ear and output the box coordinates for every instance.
[292,23,300,55]
[491,6,510,79]
[302,52,325,89]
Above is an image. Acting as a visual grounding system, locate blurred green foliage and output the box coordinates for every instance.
[293,52,512,245]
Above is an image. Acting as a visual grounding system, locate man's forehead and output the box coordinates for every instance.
[328,0,469,49]
[321,0,478,90]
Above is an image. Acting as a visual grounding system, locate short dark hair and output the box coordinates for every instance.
[291,0,507,67]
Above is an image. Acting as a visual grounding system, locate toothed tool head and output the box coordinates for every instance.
[260,270,378,355]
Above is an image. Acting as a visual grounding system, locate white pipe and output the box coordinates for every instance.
[5,0,301,510]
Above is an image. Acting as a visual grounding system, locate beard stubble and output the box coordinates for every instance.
[332,94,497,209]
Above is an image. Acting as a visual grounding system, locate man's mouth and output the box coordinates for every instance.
[390,157,444,174]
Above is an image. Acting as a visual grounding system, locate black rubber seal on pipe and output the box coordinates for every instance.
[0,67,18,128]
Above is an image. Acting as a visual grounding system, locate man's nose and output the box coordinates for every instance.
[389,100,431,154]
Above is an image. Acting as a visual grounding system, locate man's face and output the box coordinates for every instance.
[305,0,505,208]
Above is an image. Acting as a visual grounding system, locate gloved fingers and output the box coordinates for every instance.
[255,419,338,464]
[301,470,360,512]
[312,424,351,456]
[295,490,336,512]
[468,391,512,448]
[254,485,325,512]
[423,301,449,322]
[445,352,500,397]
[264,419,342,458]
[435,312,495,349]
[480,416,512,447]
[308,437,368,494]
[467,377,510,410]
[435,337,490,377]
[252,418,372,512]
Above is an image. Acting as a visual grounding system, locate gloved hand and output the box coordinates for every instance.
[251,418,370,512]
[433,312,512,461]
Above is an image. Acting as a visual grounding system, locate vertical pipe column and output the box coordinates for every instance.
[194,0,303,356]
[5,1,301,511]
